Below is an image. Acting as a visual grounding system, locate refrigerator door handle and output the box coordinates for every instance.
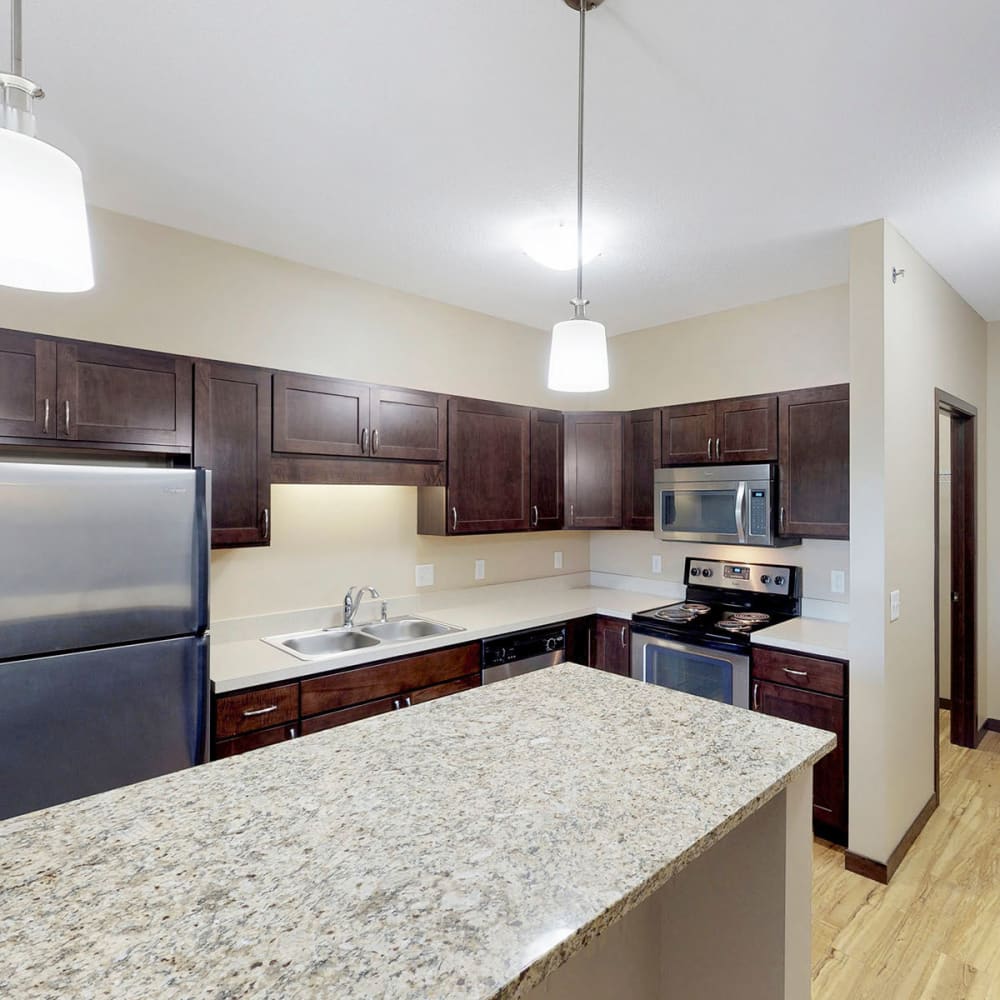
[194,469,211,634]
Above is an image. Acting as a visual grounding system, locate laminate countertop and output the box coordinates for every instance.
[0,664,833,1000]
[751,616,850,660]
[212,585,667,694]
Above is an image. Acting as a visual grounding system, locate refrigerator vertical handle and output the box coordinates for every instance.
[195,638,211,764]
[194,469,211,634]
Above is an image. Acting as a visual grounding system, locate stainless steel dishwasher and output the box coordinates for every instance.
[481,625,566,685]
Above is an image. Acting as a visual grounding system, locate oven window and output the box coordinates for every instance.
[662,489,739,535]
[644,644,736,705]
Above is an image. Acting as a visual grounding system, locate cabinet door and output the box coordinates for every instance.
[370,386,446,461]
[716,395,778,463]
[57,342,193,448]
[623,408,662,530]
[529,408,564,531]
[447,397,530,534]
[0,329,57,439]
[564,412,623,529]
[272,372,371,457]
[565,616,594,666]
[591,616,631,676]
[779,385,850,539]
[661,402,716,465]
[194,362,272,548]
[754,680,847,837]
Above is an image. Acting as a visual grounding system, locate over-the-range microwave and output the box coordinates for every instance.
[654,464,801,547]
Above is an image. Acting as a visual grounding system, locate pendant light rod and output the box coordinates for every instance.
[11,0,22,76]
[573,0,586,315]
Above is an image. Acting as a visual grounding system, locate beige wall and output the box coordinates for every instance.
[849,220,988,864]
[592,285,851,604]
[0,208,601,621]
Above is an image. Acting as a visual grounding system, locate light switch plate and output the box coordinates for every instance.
[475,559,486,581]
[651,554,663,574]
[415,564,434,588]
[554,550,564,570]
[890,589,901,622]
[831,570,846,594]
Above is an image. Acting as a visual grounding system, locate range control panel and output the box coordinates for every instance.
[686,558,799,597]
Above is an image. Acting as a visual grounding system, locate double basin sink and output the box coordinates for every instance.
[264,615,465,663]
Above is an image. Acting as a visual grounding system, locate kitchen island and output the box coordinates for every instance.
[0,664,832,999]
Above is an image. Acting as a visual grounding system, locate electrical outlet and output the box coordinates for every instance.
[415,564,434,588]
[554,550,564,570]
[475,559,486,581]
[651,554,663,574]
[831,570,846,594]
[890,589,901,622]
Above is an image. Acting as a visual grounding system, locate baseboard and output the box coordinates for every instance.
[939,697,952,711]
[844,794,937,885]
[979,718,1000,743]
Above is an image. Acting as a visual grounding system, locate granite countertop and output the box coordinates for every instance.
[212,585,667,693]
[0,664,833,1000]
[751,616,849,660]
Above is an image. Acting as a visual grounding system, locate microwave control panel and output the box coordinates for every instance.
[749,489,768,535]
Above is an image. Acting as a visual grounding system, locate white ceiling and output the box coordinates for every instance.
[9,0,1000,332]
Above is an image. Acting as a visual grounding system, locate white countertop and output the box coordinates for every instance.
[212,585,666,693]
[0,664,834,999]
[751,616,849,660]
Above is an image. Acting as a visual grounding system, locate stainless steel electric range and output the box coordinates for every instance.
[630,556,801,709]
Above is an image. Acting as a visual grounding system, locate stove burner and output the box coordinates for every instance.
[731,612,770,624]
[717,619,752,633]
[680,603,711,614]
[655,607,698,623]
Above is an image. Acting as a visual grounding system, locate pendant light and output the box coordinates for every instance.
[0,0,93,292]
[546,0,608,393]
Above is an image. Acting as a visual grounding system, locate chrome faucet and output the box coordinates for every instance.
[343,585,380,627]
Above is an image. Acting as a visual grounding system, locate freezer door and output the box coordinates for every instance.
[0,464,209,659]
[0,636,209,821]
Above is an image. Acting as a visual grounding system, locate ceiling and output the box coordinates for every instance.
[9,0,1000,332]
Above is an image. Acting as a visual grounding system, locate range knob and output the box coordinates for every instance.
[760,574,771,585]
[774,575,786,587]
[702,568,713,579]
[690,567,701,577]
[545,637,560,652]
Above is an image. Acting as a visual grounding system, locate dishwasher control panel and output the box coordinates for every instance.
[482,625,566,667]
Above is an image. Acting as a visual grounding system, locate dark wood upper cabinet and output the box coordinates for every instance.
[194,361,272,548]
[779,384,849,539]
[56,342,192,448]
[446,397,530,534]
[590,615,631,676]
[272,373,370,457]
[564,412,623,529]
[623,408,662,531]
[716,395,778,463]
[530,408,564,531]
[661,401,717,465]
[0,329,57,439]
[370,386,446,461]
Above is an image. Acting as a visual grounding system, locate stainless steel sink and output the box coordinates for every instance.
[266,627,381,661]
[360,616,464,642]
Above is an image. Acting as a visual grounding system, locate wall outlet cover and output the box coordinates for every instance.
[831,570,846,594]
[651,554,663,575]
[554,550,564,570]
[415,564,434,588]
[475,559,486,581]
[890,589,901,622]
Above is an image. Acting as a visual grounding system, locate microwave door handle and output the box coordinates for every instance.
[735,481,748,544]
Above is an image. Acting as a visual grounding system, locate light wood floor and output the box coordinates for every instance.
[812,712,1000,999]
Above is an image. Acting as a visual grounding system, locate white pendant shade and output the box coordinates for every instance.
[0,128,93,292]
[547,318,609,392]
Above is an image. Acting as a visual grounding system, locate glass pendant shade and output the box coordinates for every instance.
[0,128,93,292]
[547,318,609,392]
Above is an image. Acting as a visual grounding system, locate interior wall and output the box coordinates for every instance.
[988,322,1000,721]
[938,413,951,701]
[592,284,851,605]
[849,219,988,865]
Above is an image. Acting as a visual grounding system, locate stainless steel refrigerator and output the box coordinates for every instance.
[0,463,210,821]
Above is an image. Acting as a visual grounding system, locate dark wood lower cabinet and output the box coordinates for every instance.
[214,723,298,759]
[565,617,594,666]
[751,646,848,843]
[591,616,631,677]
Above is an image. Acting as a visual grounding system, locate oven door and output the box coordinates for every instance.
[654,479,749,545]
[630,631,750,709]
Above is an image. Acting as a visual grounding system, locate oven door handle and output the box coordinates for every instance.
[735,480,748,545]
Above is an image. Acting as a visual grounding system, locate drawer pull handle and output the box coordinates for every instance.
[783,668,809,679]
[288,726,297,739]
[814,804,833,814]
[752,682,760,711]
[405,695,412,708]
[242,705,278,717]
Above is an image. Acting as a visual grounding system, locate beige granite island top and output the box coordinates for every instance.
[0,664,833,1000]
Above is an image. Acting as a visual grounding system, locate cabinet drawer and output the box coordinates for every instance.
[213,722,298,759]
[215,683,299,739]
[751,647,845,697]
[409,673,480,705]
[301,642,480,716]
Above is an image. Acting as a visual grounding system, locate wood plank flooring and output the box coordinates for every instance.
[812,712,1000,998]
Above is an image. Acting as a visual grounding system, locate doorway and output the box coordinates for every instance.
[934,390,978,758]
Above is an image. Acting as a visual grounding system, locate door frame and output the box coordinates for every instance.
[933,390,978,773]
